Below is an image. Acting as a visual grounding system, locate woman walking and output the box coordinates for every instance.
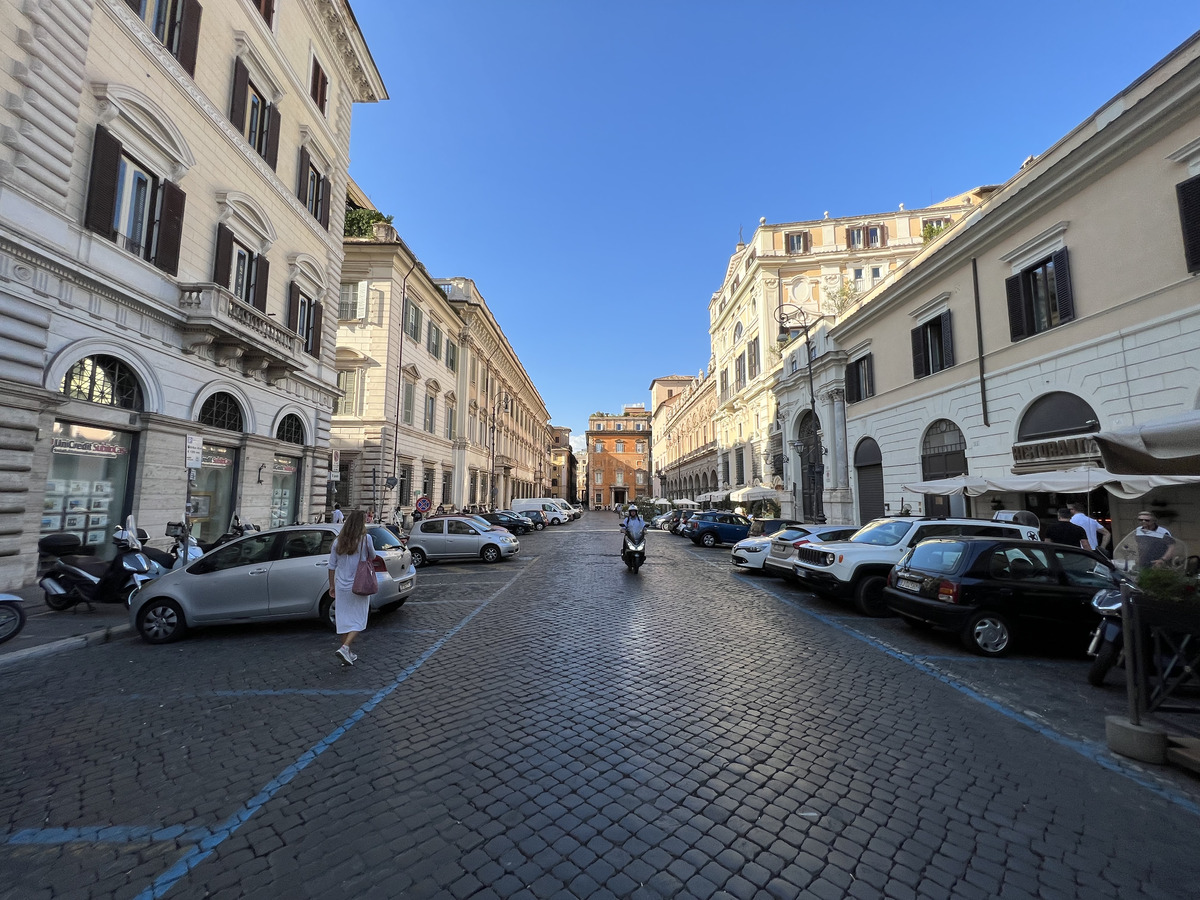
[326,509,376,665]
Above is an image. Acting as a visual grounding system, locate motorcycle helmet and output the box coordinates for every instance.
[628,505,638,515]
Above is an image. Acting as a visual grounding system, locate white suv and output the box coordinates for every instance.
[792,516,1042,616]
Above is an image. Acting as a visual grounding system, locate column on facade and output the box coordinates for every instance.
[831,389,848,490]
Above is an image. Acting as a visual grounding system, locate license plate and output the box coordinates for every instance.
[897,578,921,592]
[794,568,807,578]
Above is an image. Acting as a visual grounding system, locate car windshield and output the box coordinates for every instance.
[770,527,809,542]
[367,525,404,550]
[905,540,967,574]
[850,520,913,546]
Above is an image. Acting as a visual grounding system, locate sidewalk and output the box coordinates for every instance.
[0,582,132,670]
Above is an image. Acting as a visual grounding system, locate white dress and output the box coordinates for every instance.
[327,534,376,634]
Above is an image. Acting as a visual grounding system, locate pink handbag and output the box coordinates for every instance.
[351,539,376,596]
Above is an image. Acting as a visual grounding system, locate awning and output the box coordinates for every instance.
[730,485,785,503]
[673,498,699,507]
[1093,411,1200,475]
[904,466,1200,500]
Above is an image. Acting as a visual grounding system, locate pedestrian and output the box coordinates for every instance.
[1041,507,1089,548]
[330,502,344,524]
[1069,502,1110,553]
[1133,511,1177,569]
[326,509,375,666]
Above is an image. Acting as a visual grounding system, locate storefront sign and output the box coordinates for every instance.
[1012,436,1098,464]
[186,434,203,469]
[202,445,234,468]
[51,437,128,457]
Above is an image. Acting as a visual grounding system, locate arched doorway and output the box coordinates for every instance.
[921,419,967,517]
[796,411,822,521]
[854,438,884,524]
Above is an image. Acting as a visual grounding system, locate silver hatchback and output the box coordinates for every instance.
[763,524,858,578]
[129,525,415,643]
[406,515,520,567]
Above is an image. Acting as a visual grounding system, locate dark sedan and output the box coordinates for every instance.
[480,511,533,535]
[884,537,1120,657]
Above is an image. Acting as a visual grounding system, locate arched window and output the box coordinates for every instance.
[854,438,884,522]
[199,392,244,433]
[921,419,967,480]
[276,414,305,445]
[1017,392,1100,441]
[733,322,744,344]
[60,355,143,410]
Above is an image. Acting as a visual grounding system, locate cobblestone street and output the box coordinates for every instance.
[2,517,1199,899]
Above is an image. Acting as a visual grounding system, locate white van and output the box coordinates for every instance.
[550,498,579,520]
[511,499,570,526]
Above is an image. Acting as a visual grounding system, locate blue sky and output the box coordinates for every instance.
[346,2,1198,448]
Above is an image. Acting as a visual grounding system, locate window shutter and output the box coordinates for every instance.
[310,303,323,357]
[252,255,270,311]
[123,0,139,10]
[880,223,888,247]
[939,311,954,368]
[1178,174,1200,274]
[845,363,859,403]
[154,180,186,275]
[803,231,810,253]
[1051,247,1075,323]
[175,0,203,78]
[845,227,852,249]
[319,175,331,229]
[296,145,310,203]
[1005,273,1027,341]
[864,353,875,398]
[911,327,928,379]
[213,223,233,287]
[84,125,121,238]
[286,282,300,331]
[264,104,281,170]
[229,58,249,132]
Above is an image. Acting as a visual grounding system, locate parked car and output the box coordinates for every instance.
[671,509,698,535]
[130,524,415,644]
[758,524,860,577]
[748,518,807,537]
[651,511,675,530]
[884,537,1120,657]
[406,515,520,567]
[685,511,752,547]
[792,515,1043,617]
[480,511,533,535]
[570,503,584,516]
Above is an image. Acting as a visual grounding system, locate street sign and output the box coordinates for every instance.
[329,449,340,481]
[185,434,203,469]
[414,496,431,513]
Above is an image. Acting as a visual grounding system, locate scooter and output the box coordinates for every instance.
[1086,586,1124,686]
[141,521,204,575]
[0,594,26,644]
[621,519,647,574]
[38,517,153,611]
[201,515,260,552]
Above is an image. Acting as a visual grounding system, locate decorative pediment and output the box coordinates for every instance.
[444,390,456,404]
[401,363,420,380]
[425,378,441,394]
[92,83,195,181]
[216,191,277,253]
[288,253,326,297]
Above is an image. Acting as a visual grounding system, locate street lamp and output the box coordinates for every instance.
[489,392,511,511]
[775,302,826,524]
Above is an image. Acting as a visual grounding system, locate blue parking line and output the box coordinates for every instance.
[753,580,1200,819]
[129,566,527,900]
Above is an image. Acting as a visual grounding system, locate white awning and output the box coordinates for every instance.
[673,498,699,507]
[1093,411,1200,475]
[730,485,785,503]
[904,466,1200,500]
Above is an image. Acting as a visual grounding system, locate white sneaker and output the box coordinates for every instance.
[349,649,358,663]
[336,645,354,666]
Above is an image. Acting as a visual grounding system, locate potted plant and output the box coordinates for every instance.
[1132,566,1200,632]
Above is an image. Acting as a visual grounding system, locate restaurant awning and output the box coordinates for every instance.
[904,466,1200,500]
[1092,411,1200,476]
[730,485,785,503]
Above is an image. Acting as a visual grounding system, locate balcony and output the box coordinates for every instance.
[178,284,304,383]
[495,454,516,472]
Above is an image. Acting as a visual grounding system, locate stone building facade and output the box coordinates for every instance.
[585,405,651,509]
[650,374,717,501]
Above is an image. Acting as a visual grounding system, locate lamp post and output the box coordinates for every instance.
[489,392,511,511]
[775,302,826,523]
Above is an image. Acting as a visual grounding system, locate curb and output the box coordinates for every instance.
[0,623,133,670]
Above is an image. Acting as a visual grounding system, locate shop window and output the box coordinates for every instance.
[61,355,144,410]
[127,0,202,77]
[44,421,134,559]
[198,392,244,433]
[276,414,305,445]
[911,311,954,378]
[1005,249,1075,341]
[270,456,300,528]
[287,283,323,357]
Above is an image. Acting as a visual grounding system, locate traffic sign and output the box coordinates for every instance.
[185,435,203,469]
[414,496,431,513]
[329,449,340,481]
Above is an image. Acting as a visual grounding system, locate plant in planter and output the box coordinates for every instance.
[1136,566,1198,604]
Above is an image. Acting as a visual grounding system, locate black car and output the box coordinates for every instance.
[480,511,533,535]
[522,509,548,531]
[885,537,1120,657]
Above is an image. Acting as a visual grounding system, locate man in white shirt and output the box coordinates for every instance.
[331,503,344,524]
[1069,502,1109,553]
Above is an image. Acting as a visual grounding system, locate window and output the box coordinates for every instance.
[198,392,244,432]
[595,422,604,431]
[130,0,201,76]
[615,441,625,453]
[470,357,477,384]
[339,282,367,320]
[636,472,645,485]
[635,423,643,431]
[911,311,954,378]
[229,59,280,168]
[442,471,453,505]
[747,337,759,380]
[735,354,746,391]
[61,355,144,410]
[404,298,423,341]
[871,266,882,281]
[594,472,603,485]
[402,379,415,426]
[787,231,810,254]
[445,402,456,440]
[853,268,864,291]
[424,395,436,433]
[335,370,358,416]
[1177,173,1200,274]
[847,227,863,249]
[296,146,330,228]
[616,423,624,431]
[446,340,458,372]
[276,414,304,445]
[427,322,442,359]
[422,468,434,498]
[846,354,875,403]
[287,283,323,357]
[868,225,883,248]
[213,224,269,310]
[251,0,274,25]
[397,464,412,505]
[310,58,329,115]
[635,441,646,454]
[735,449,745,484]
[84,126,185,275]
[594,441,604,453]
[615,470,624,485]
[1005,249,1075,341]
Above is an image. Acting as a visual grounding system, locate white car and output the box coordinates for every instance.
[761,524,859,577]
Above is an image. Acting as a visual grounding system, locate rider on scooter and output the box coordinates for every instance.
[620,505,644,553]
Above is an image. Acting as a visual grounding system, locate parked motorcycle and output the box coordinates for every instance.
[201,515,260,552]
[0,593,26,644]
[141,521,204,575]
[38,517,153,611]
[621,519,647,574]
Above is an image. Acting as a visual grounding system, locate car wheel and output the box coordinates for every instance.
[136,598,187,644]
[701,532,717,548]
[1087,640,1120,686]
[534,522,545,531]
[380,599,405,614]
[481,545,501,563]
[854,575,891,617]
[962,610,1014,657]
[319,593,337,630]
[409,547,428,567]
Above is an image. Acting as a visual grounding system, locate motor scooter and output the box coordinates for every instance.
[38,517,153,611]
[141,521,204,576]
[201,514,260,553]
[621,519,647,574]
[0,593,26,644]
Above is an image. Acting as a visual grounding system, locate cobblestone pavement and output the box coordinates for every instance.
[2,516,1199,899]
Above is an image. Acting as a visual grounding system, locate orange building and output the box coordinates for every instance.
[585,405,651,509]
